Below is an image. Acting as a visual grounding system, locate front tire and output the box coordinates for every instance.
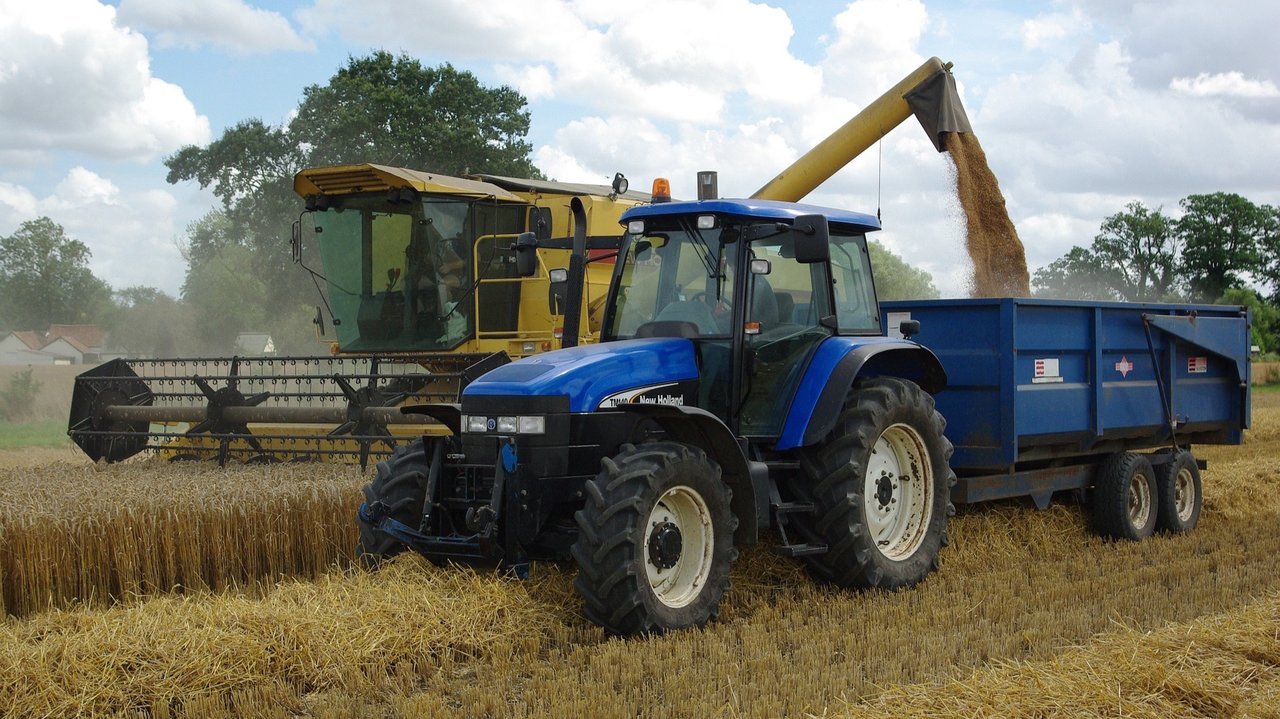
[572,442,737,635]
[795,377,955,589]
[355,439,430,564]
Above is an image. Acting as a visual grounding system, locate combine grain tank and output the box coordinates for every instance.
[882,297,1250,535]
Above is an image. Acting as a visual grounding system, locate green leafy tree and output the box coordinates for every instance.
[1033,202,1181,301]
[1033,246,1126,301]
[1253,203,1280,302]
[0,217,112,330]
[0,367,41,422]
[105,286,194,358]
[1220,287,1279,355]
[1178,192,1269,302]
[291,53,541,177]
[869,241,939,299]
[181,243,270,354]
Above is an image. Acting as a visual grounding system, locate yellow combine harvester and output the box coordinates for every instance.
[68,57,968,467]
[68,167,650,466]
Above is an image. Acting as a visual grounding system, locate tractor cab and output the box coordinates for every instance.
[604,198,883,437]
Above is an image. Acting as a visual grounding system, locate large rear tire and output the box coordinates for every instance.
[355,439,430,564]
[1155,449,1201,533]
[572,442,737,635]
[794,377,955,589]
[1090,452,1158,540]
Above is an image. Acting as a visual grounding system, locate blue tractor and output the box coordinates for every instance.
[357,194,956,635]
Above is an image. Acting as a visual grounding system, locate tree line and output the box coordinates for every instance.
[1032,194,1280,353]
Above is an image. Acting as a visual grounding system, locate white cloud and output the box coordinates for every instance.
[1170,72,1280,99]
[0,168,188,294]
[1021,8,1090,50]
[116,0,312,52]
[0,0,210,163]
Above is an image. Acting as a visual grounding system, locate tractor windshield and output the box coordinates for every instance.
[607,221,737,339]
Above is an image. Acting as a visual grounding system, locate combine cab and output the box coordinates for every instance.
[68,165,648,466]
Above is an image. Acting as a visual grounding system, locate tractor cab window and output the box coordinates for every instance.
[830,231,881,334]
[313,195,476,351]
[608,223,735,339]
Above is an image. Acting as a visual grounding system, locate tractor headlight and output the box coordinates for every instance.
[517,416,545,435]
[463,415,546,435]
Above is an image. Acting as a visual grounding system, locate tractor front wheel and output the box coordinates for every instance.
[355,439,430,565]
[572,442,737,635]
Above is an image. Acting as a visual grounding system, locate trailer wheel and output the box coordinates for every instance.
[1090,452,1158,540]
[572,442,737,635]
[355,439,429,565]
[1155,449,1201,533]
[795,377,955,589]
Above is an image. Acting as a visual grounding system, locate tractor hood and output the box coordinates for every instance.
[463,338,700,413]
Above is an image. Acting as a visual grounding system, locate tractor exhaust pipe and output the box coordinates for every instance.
[560,197,589,349]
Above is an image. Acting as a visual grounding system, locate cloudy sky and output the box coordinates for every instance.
[2,0,1277,298]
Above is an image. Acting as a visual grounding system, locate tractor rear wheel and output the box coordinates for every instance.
[794,377,955,589]
[355,439,430,565]
[1155,449,1201,533]
[1090,452,1158,540]
[572,442,737,635]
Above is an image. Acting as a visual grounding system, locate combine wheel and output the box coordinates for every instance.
[572,442,737,635]
[355,439,430,565]
[1155,449,1201,533]
[795,377,955,589]
[1090,452,1158,540]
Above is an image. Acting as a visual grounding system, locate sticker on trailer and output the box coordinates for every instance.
[1032,358,1063,384]
[1115,356,1134,378]
[886,311,912,339]
[1188,356,1208,373]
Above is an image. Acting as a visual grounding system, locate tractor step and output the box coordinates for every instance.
[775,542,828,557]
[773,500,815,515]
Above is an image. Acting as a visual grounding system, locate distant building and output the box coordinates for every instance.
[0,325,108,365]
[234,332,277,356]
[1,331,53,365]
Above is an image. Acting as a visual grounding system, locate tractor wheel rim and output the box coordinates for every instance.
[1128,472,1152,528]
[1175,467,1196,522]
[644,486,714,609]
[864,423,934,561]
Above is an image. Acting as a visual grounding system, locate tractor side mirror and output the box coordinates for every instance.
[548,267,568,315]
[514,232,538,277]
[899,319,921,338]
[792,214,830,263]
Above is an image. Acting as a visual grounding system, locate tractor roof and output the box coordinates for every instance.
[620,198,881,233]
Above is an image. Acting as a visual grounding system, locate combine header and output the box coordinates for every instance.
[67,353,501,467]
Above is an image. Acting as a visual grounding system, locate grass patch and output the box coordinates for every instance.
[0,421,71,449]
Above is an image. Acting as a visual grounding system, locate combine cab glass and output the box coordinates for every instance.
[312,191,525,352]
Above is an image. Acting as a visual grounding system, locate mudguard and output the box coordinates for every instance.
[615,402,762,544]
[775,336,947,450]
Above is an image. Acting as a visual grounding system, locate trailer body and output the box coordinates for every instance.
[881,297,1251,507]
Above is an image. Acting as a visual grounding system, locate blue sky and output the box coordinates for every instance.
[2,0,1278,299]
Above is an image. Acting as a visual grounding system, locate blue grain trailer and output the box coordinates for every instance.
[882,297,1250,538]
[358,195,1253,636]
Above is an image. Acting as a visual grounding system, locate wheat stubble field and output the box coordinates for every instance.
[1,392,1278,718]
